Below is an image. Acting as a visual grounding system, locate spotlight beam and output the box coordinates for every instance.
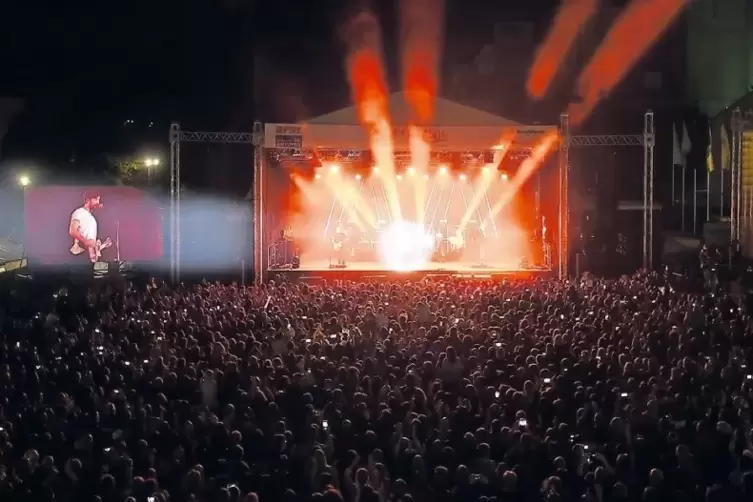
[428,181,446,230]
[458,132,515,235]
[324,172,374,229]
[487,133,559,223]
[422,178,438,222]
[459,179,471,228]
[323,193,338,238]
[336,198,347,226]
[527,0,599,100]
[442,183,455,221]
[569,0,690,125]
[400,0,444,123]
[343,10,402,222]
[468,182,485,232]
[483,191,498,238]
[370,180,384,223]
[409,127,430,224]
[379,179,393,223]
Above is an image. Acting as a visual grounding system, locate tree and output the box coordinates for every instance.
[107,155,142,185]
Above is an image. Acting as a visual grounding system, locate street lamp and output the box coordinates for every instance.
[143,157,160,184]
[17,174,30,247]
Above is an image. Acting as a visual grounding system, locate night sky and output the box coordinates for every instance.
[4,0,670,196]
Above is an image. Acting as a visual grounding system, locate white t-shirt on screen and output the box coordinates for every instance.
[70,207,97,242]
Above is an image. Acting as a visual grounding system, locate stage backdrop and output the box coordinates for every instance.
[25,186,163,265]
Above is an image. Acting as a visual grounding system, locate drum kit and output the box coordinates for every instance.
[435,230,465,255]
[433,220,469,261]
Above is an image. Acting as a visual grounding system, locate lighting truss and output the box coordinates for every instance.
[316,149,364,162]
[570,134,644,147]
[178,131,255,143]
[272,149,315,162]
[275,149,513,162]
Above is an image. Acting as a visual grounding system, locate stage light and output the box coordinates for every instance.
[18,174,31,188]
[378,220,434,271]
[372,166,379,175]
[459,173,467,181]
[482,166,492,175]
[407,166,416,176]
[329,163,340,174]
[501,172,509,181]
[315,173,322,180]
[355,173,362,180]
[423,173,430,180]
[438,165,449,175]
[396,174,403,181]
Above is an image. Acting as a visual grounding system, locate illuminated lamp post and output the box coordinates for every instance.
[144,157,160,184]
[18,174,30,189]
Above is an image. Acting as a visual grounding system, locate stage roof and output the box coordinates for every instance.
[308,92,521,127]
[263,93,554,150]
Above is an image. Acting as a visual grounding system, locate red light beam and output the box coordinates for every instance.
[569,0,690,125]
[527,0,599,100]
[400,0,445,123]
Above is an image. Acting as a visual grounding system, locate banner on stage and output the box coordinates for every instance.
[272,125,304,148]
[264,123,556,151]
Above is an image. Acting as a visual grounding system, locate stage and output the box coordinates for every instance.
[253,94,564,283]
[267,259,552,281]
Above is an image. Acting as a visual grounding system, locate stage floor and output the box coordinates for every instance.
[267,260,552,280]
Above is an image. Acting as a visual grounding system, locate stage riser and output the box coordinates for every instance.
[267,269,552,282]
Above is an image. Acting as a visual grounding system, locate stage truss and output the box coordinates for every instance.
[168,123,262,284]
[560,111,656,274]
[168,113,656,283]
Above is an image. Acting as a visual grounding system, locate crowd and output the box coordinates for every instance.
[0,271,752,502]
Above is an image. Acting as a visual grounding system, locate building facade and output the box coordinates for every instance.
[687,0,753,116]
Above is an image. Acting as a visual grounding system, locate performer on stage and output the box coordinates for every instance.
[332,224,348,266]
[274,229,294,267]
[69,189,111,265]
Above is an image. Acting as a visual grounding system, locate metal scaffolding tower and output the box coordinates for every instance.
[559,111,655,274]
[168,122,263,284]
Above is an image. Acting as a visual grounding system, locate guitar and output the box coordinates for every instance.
[332,230,347,251]
[70,237,112,263]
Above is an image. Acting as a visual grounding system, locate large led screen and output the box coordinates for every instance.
[25,186,163,265]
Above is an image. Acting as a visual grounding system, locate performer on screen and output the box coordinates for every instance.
[332,224,348,267]
[69,189,112,264]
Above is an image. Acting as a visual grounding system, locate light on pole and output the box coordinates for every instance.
[144,157,160,184]
[17,174,31,246]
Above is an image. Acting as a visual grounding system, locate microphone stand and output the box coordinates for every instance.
[116,220,121,262]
